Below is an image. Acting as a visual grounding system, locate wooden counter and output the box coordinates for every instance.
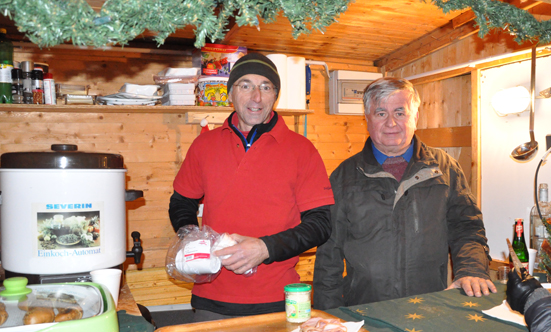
[117,281,142,316]
[154,309,368,332]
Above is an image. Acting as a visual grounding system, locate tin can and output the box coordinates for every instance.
[284,283,312,323]
[196,77,230,106]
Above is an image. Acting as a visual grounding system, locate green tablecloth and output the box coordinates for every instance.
[118,310,156,332]
[326,283,528,332]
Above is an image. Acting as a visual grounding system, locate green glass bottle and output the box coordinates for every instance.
[509,218,529,269]
[0,28,13,104]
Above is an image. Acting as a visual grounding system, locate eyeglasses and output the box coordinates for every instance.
[233,82,276,95]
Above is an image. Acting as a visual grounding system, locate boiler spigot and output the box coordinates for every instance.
[126,231,143,264]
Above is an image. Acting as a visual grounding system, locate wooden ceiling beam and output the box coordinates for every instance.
[374,20,479,72]
[511,0,543,9]
[219,22,241,45]
[217,14,240,45]
[375,0,544,72]
[85,0,105,13]
[408,44,551,86]
[451,11,476,29]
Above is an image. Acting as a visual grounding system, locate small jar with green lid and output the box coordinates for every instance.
[284,283,312,323]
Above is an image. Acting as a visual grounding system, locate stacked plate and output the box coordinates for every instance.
[96,92,161,106]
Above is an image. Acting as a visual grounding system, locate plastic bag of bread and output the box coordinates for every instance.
[166,225,223,283]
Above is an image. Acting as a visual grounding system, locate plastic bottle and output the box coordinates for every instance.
[21,61,33,104]
[531,183,550,270]
[510,218,529,269]
[0,28,13,103]
[31,68,44,104]
[43,72,56,105]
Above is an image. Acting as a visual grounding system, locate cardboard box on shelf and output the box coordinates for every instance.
[196,77,230,107]
[193,44,247,77]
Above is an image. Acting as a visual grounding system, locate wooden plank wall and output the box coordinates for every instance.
[414,74,473,184]
[391,31,533,79]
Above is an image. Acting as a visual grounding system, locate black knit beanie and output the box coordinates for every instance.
[227,53,281,96]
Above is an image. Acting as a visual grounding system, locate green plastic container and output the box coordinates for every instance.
[0,277,118,332]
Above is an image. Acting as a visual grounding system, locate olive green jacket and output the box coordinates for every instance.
[313,135,491,310]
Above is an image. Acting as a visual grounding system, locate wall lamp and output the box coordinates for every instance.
[491,86,530,116]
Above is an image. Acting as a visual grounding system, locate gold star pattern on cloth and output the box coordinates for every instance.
[340,283,526,332]
[467,314,486,322]
[462,301,480,308]
[405,313,424,320]
[353,309,368,315]
[408,297,424,304]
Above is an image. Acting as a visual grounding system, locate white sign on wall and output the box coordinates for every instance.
[328,70,382,115]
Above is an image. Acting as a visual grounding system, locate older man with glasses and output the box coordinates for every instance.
[169,53,334,322]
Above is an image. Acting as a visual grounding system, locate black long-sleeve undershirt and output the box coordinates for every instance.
[169,191,201,232]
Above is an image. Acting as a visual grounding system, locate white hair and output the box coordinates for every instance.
[363,77,420,114]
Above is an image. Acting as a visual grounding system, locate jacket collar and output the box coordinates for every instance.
[361,137,379,167]
[410,134,439,169]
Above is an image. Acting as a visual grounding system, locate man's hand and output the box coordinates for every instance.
[446,276,497,297]
[214,234,269,274]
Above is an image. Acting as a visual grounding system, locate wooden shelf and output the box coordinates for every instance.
[0,104,314,116]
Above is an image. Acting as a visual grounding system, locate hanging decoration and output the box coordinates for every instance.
[431,0,551,45]
[0,0,352,48]
[0,1,550,49]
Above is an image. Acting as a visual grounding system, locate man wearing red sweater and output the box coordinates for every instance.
[170,53,334,321]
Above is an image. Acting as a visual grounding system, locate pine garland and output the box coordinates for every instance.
[0,0,352,48]
[431,0,551,45]
[0,0,549,48]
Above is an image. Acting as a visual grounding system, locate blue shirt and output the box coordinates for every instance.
[372,140,414,165]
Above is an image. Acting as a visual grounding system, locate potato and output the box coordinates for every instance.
[23,307,55,325]
[55,305,83,322]
[0,302,8,326]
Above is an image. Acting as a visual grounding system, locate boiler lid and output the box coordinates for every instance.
[0,144,124,169]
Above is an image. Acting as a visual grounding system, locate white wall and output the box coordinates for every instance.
[481,55,551,261]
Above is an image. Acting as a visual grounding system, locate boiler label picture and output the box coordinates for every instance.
[33,202,103,258]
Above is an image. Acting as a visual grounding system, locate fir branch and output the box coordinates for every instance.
[2,0,550,49]
[430,0,551,45]
[0,0,352,48]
